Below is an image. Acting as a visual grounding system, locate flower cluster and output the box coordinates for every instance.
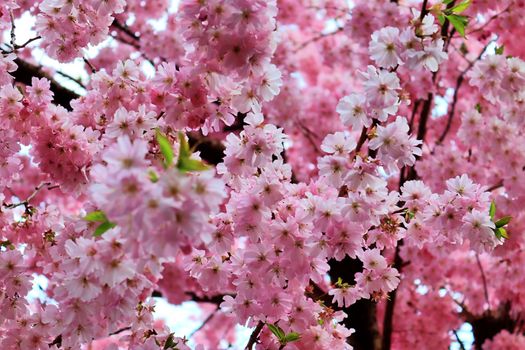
[2,0,524,349]
[36,0,126,61]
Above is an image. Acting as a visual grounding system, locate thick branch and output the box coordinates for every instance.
[245,321,264,350]
[381,244,403,350]
[10,58,80,110]
[329,257,381,350]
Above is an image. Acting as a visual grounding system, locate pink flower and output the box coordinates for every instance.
[328,286,360,308]
[358,248,388,270]
[321,132,357,155]
[102,136,149,172]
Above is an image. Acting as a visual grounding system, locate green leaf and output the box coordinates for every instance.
[267,323,285,342]
[495,216,512,228]
[84,210,107,222]
[94,221,117,237]
[148,170,159,183]
[0,240,15,250]
[489,201,496,220]
[495,45,504,55]
[156,129,174,169]
[438,14,446,25]
[475,103,482,113]
[447,14,469,37]
[443,0,454,4]
[284,332,301,343]
[494,227,508,240]
[459,43,469,55]
[178,132,191,160]
[177,157,209,173]
[163,334,175,349]
[451,0,471,13]
[176,132,209,172]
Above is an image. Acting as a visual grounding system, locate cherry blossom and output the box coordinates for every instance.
[0,0,523,349]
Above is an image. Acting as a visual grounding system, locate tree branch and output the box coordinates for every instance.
[381,243,403,350]
[453,329,467,350]
[487,180,504,192]
[245,321,264,350]
[3,182,59,210]
[185,292,228,305]
[10,58,81,110]
[189,308,217,338]
[475,254,491,311]
[435,40,494,146]
[109,326,132,336]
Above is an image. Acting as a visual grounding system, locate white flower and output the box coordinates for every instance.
[369,27,402,69]
[321,131,357,155]
[336,93,371,130]
[258,64,282,101]
[419,39,448,72]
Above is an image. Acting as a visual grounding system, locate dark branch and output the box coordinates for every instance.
[381,243,403,350]
[245,321,264,350]
[487,180,504,192]
[435,41,494,146]
[185,292,228,305]
[3,182,59,210]
[109,326,132,336]
[453,329,467,350]
[10,58,80,110]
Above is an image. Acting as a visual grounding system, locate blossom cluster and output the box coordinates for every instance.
[36,0,126,61]
[1,0,523,349]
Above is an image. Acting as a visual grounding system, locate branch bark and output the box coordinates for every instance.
[329,257,381,350]
[10,58,80,110]
[435,40,494,146]
[245,321,265,350]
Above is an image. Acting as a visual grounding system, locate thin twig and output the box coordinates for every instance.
[296,120,321,152]
[475,254,491,311]
[487,180,504,192]
[294,26,344,52]
[9,10,16,49]
[408,100,421,134]
[109,326,131,336]
[112,19,140,41]
[83,58,97,73]
[355,126,369,154]
[3,182,58,209]
[468,6,511,35]
[453,329,467,350]
[435,40,495,147]
[5,11,41,52]
[245,321,264,350]
[14,36,42,50]
[189,308,217,338]
[55,70,86,89]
